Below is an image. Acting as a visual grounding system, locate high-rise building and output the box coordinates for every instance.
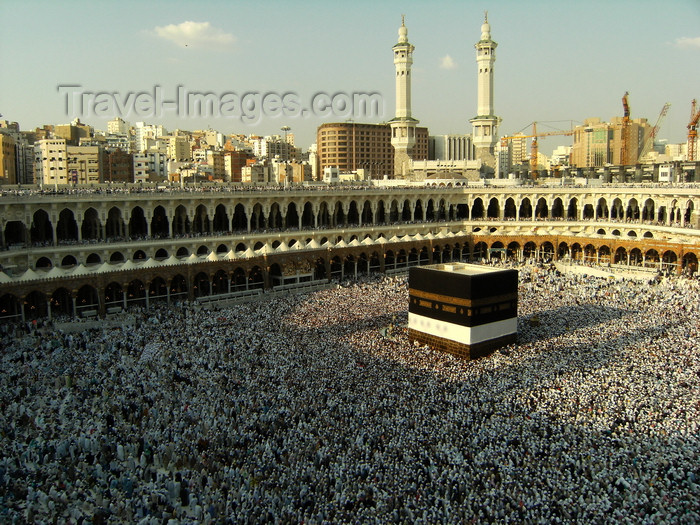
[0,133,17,184]
[571,117,651,167]
[469,13,500,171]
[389,16,418,176]
[317,122,428,178]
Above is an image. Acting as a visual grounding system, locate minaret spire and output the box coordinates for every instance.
[390,15,418,177]
[470,13,499,172]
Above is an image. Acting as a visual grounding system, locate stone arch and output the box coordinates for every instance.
[343,201,358,225]
[151,205,169,238]
[519,198,532,220]
[105,206,125,239]
[314,257,327,280]
[486,198,500,219]
[30,209,53,245]
[149,277,168,302]
[413,200,424,222]
[611,198,624,220]
[535,197,548,219]
[641,199,655,221]
[173,205,191,236]
[126,279,146,307]
[0,293,22,322]
[250,203,266,231]
[133,249,147,261]
[503,198,516,219]
[318,202,331,227]
[456,203,469,220]
[401,199,412,222]
[81,207,101,241]
[376,200,386,224]
[471,198,484,219]
[567,198,578,219]
[682,252,698,273]
[193,272,211,297]
[4,221,28,247]
[361,200,373,224]
[301,202,315,229]
[232,203,248,231]
[596,198,609,219]
[61,254,77,267]
[105,282,123,309]
[626,198,640,221]
[170,274,188,301]
[551,198,564,219]
[558,242,569,259]
[614,246,627,264]
[86,253,102,265]
[248,266,264,288]
[56,208,78,243]
[192,204,211,234]
[24,290,48,320]
[155,248,169,260]
[507,241,521,260]
[286,202,300,229]
[582,203,594,220]
[630,247,643,266]
[231,267,248,291]
[76,285,99,316]
[212,269,229,295]
[425,199,436,221]
[110,251,125,263]
[50,287,73,318]
[36,256,52,269]
[541,241,555,261]
[268,203,282,229]
[128,206,148,239]
[684,200,694,224]
[213,204,230,233]
[571,243,582,261]
[662,250,678,272]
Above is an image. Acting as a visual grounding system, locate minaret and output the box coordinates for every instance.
[390,15,418,177]
[469,12,500,171]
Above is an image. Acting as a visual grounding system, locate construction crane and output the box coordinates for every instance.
[621,91,631,165]
[688,99,700,162]
[638,102,671,163]
[500,122,573,178]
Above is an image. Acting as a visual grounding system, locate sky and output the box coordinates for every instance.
[1,0,699,155]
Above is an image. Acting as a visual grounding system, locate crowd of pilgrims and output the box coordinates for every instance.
[0,262,698,523]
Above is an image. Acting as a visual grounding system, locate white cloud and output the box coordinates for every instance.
[439,54,456,70]
[154,21,235,49]
[675,36,700,49]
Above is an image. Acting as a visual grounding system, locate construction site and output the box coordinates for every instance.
[499,93,700,182]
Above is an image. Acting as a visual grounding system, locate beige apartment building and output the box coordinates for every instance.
[34,139,68,185]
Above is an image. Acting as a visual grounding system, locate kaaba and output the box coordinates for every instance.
[407,263,518,359]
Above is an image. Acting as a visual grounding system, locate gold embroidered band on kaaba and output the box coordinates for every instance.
[409,288,517,308]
